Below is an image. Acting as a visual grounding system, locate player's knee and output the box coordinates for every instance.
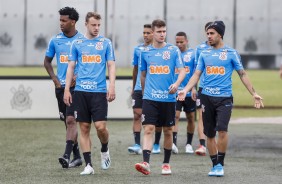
[66,116,76,126]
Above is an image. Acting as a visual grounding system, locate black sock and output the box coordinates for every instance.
[173,132,178,145]
[143,150,151,163]
[163,148,172,164]
[134,132,141,145]
[210,154,218,167]
[199,139,206,147]
[154,131,162,144]
[101,142,108,152]
[217,152,225,166]
[187,133,194,145]
[64,140,74,159]
[72,143,81,159]
[83,152,92,166]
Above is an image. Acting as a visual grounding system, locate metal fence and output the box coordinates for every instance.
[0,0,281,68]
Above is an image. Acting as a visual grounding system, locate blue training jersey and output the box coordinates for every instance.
[196,45,244,97]
[132,43,147,91]
[69,35,115,93]
[140,43,184,102]
[194,41,211,88]
[45,32,83,86]
[175,48,196,97]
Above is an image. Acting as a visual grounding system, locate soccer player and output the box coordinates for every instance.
[64,12,116,175]
[194,22,213,156]
[135,19,186,175]
[128,24,153,155]
[172,32,197,154]
[177,21,264,177]
[44,7,83,168]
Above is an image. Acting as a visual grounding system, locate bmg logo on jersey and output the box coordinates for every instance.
[59,55,68,63]
[162,51,170,60]
[95,42,103,50]
[82,55,101,63]
[206,66,225,75]
[149,65,170,74]
[175,66,190,74]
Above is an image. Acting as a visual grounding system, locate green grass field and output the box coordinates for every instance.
[0,119,281,184]
[0,67,281,117]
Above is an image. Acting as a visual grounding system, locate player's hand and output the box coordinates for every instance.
[107,86,116,102]
[70,75,76,87]
[168,84,178,94]
[177,90,187,101]
[253,94,264,109]
[53,78,61,88]
[63,90,72,106]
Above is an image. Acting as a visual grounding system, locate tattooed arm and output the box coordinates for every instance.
[236,69,264,108]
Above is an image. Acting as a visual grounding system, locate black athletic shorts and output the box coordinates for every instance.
[73,91,108,123]
[176,97,196,113]
[132,90,143,109]
[55,87,75,121]
[142,99,175,127]
[201,94,233,138]
[196,87,203,109]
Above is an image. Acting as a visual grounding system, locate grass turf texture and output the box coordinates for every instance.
[0,119,281,184]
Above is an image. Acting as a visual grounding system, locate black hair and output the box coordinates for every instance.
[205,22,213,31]
[144,24,152,29]
[59,7,79,22]
[176,31,187,39]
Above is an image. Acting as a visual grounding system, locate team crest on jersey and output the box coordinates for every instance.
[184,52,192,62]
[162,51,170,60]
[219,52,227,60]
[10,85,32,112]
[95,42,103,50]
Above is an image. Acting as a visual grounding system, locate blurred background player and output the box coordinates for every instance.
[135,19,185,175]
[44,6,82,168]
[64,12,116,175]
[172,32,197,154]
[178,20,264,177]
[128,24,153,155]
[193,21,213,156]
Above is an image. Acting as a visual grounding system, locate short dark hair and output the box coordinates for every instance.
[151,19,166,30]
[176,32,187,39]
[85,12,101,22]
[205,22,213,31]
[144,24,152,29]
[59,7,79,22]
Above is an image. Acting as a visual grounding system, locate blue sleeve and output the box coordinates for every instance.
[191,50,196,74]
[196,53,205,72]
[132,47,138,66]
[232,51,244,71]
[45,38,55,58]
[175,48,184,68]
[140,52,147,72]
[106,40,115,62]
[68,42,78,62]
